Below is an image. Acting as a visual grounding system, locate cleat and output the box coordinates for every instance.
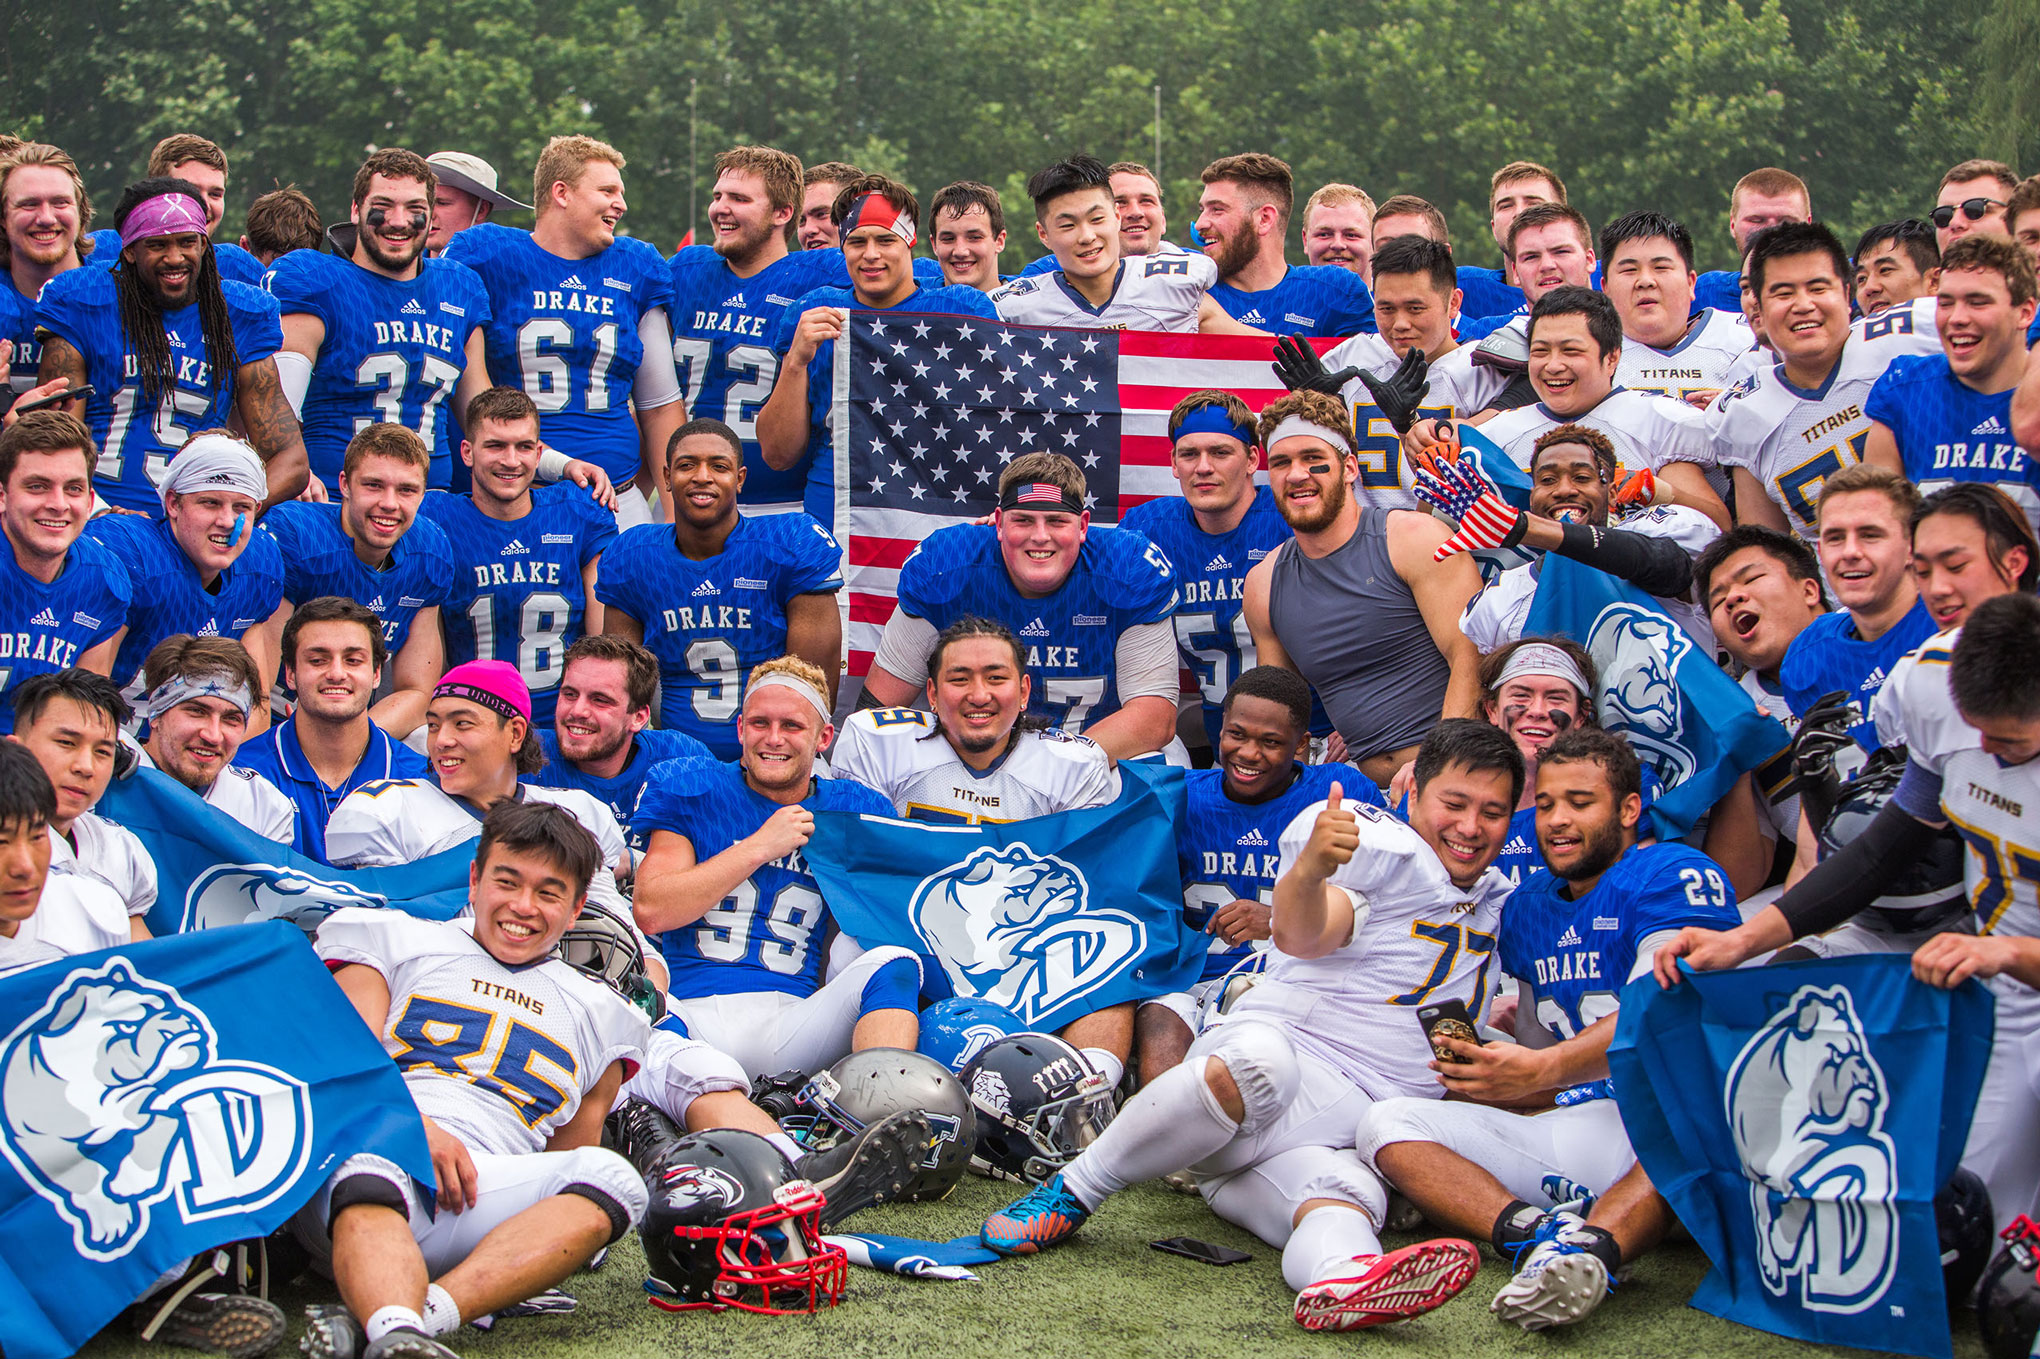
[980,1173,1092,1256]
[1385,1191,1426,1233]
[148,1293,287,1358]
[298,1304,363,1359]
[1293,1239,1480,1331]
[795,1107,931,1228]
[362,1328,460,1359]
[1491,1211,1613,1330]
[607,1097,687,1178]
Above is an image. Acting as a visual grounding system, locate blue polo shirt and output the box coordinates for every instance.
[234,716,428,863]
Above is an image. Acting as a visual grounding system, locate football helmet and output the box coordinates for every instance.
[1939,1167,1995,1305]
[959,1034,1114,1183]
[555,901,664,1020]
[638,1129,847,1314]
[1980,1215,2040,1359]
[917,996,1026,1074]
[1814,748,1968,935]
[792,1048,976,1201]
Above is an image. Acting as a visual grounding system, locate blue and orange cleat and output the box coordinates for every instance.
[979,1173,1091,1256]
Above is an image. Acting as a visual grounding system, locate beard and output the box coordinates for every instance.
[1554,814,1627,885]
[1210,226,1257,280]
[714,216,776,262]
[942,713,1009,757]
[359,224,427,273]
[1278,473,1349,534]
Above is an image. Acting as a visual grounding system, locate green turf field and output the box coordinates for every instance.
[76,1177,1983,1359]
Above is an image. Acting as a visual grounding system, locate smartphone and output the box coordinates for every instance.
[1418,998,1482,1064]
[1150,1236,1253,1266]
[11,384,93,414]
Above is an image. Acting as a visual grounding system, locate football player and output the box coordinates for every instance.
[796,162,862,253]
[1933,158,2020,254]
[445,136,683,527]
[981,721,1523,1332]
[257,423,451,737]
[929,181,1008,293]
[1691,166,1810,314]
[325,661,638,921]
[756,173,998,529]
[422,386,615,725]
[1466,638,1599,887]
[265,149,492,494]
[1137,666,1377,1083]
[1362,729,1739,1331]
[1661,592,2040,1236]
[137,635,294,843]
[1459,198,1598,341]
[0,412,128,725]
[1013,160,1189,279]
[1453,160,1562,312]
[527,635,710,825]
[1853,219,1941,318]
[423,151,528,256]
[1708,222,1939,541]
[0,143,91,399]
[1864,235,2040,533]
[598,418,843,759]
[82,135,266,286]
[1300,183,1374,279]
[294,802,651,1359]
[234,597,428,864]
[1602,211,1755,413]
[85,433,286,696]
[1194,153,1374,336]
[36,176,308,512]
[1242,392,1482,785]
[862,451,1181,762]
[991,155,1252,333]
[6,669,155,935]
[630,656,924,1079]
[669,146,851,515]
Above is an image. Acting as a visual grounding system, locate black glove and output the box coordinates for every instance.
[1355,346,1431,434]
[1270,334,1358,395]
[1784,690,1858,830]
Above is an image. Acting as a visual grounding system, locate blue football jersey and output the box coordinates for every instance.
[1693,269,1743,314]
[629,757,892,999]
[263,501,454,658]
[2,277,44,396]
[528,726,713,827]
[594,513,844,757]
[421,484,615,723]
[1206,264,1374,336]
[894,523,1179,734]
[1179,762,1380,981]
[0,536,132,732]
[1778,599,1937,751]
[1454,265,1525,322]
[669,248,850,510]
[263,250,490,488]
[84,231,266,287]
[1866,354,2040,529]
[768,283,1000,525]
[1502,841,1738,1094]
[1487,769,1665,888]
[85,514,284,688]
[35,267,284,514]
[443,224,678,481]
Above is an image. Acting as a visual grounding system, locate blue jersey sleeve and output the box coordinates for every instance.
[262,250,335,327]
[1307,266,1375,336]
[591,524,654,619]
[222,280,284,366]
[574,485,619,566]
[893,525,987,620]
[1618,845,1741,951]
[213,243,266,288]
[1862,360,1917,443]
[1093,526,1179,624]
[777,513,845,595]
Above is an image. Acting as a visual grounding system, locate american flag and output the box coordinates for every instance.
[830,311,1330,679]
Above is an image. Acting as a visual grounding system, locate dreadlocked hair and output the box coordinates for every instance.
[112,176,238,404]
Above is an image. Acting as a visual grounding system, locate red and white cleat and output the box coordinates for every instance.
[1293,1239,1482,1331]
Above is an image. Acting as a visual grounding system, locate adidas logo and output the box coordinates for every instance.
[692,580,720,596]
[28,607,58,627]
[501,539,529,555]
[197,620,219,637]
[560,274,587,289]
[1235,829,1268,846]
[365,596,386,612]
[1555,925,1582,949]
[1206,553,1233,571]
[168,331,187,348]
[1020,617,1049,637]
[400,299,426,315]
[1503,836,1531,853]
[1239,310,1267,325]
[1976,415,2008,436]
[1859,667,1885,690]
[725,292,748,308]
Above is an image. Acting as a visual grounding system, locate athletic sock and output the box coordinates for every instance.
[1061,1056,1236,1209]
[1282,1204,1384,1293]
[1080,1046,1125,1090]
[364,1307,427,1345]
[1492,1199,1546,1255]
[422,1284,461,1337]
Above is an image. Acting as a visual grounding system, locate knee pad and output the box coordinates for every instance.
[1197,1020,1299,1132]
[1354,1096,1448,1168]
[557,1146,649,1243]
[1290,1154,1390,1230]
[326,1154,411,1234]
[633,1028,749,1123]
[858,951,922,1017]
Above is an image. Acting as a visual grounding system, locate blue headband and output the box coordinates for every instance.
[1173,403,1256,447]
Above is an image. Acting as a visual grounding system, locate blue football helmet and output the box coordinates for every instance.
[917,997,1026,1074]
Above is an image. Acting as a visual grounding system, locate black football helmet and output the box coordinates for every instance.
[554,901,664,1020]
[791,1048,976,1201]
[638,1128,847,1314]
[958,1034,1114,1183]
[1815,747,1970,935]
[1980,1215,2040,1359]
[1940,1168,1996,1305]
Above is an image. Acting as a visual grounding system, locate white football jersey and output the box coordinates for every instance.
[1871,628,1974,763]
[1706,316,1941,540]
[1321,337,1511,510]
[1480,387,1712,477]
[315,907,650,1156]
[0,930,66,977]
[325,781,632,915]
[50,812,157,918]
[1461,504,1720,654]
[1234,799,1512,1100]
[1616,309,1757,404]
[135,750,296,845]
[1740,670,1802,839]
[16,873,130,955]
[991,252,1218,332]
[1855,295,1938,344]
[829,708,1119,822]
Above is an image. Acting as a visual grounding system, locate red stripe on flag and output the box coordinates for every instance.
[848,536,919,569]
[849,590,902,625]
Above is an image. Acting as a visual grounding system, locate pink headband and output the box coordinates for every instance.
[434,659,532,725]
[119,193,210,249]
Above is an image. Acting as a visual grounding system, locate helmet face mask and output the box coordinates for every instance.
[794,1049,977,1200]
[1981,1214,2040,1359]
[960,1035,1115,1183]
[554,902,665,1020]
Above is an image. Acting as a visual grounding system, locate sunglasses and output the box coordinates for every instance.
[1930,198,2007,229]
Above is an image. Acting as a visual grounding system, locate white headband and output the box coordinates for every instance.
[159,433,267,513]
[748,672,832,724]
[1495,643,1592,697]
[145,671,254,724]
[1264,416,1352,456]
